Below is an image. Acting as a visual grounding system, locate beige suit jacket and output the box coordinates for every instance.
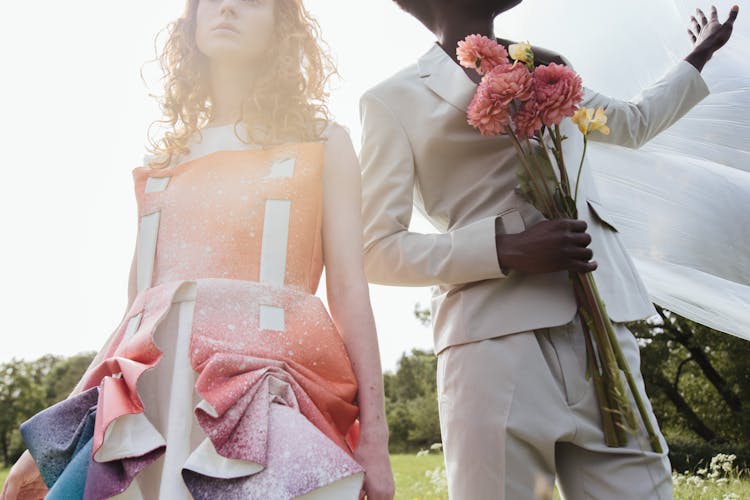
[359,42,710,355]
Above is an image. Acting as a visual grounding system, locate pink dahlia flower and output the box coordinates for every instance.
[533,63,584,126]
[482,63,535,106]
[513,99,543,139]
[457,34,509,75]
[467,86,511,136]
[467,64,535,136]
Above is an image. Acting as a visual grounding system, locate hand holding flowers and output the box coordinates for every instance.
[458,35,662,452]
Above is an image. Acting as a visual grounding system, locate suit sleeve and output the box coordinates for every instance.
[358,90,508,287]
[579,60,710,149]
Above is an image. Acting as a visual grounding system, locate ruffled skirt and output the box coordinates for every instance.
[20,278,365,499]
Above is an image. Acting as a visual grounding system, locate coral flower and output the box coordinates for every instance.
[457,34,509,75]
[467,63,535,136]
[534,63,584,126]
[467,85,512,136]
[513,99,544,139]
[482,63,535,106]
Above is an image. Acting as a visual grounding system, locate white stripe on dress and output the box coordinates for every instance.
[258,198,291,331]
[136,212,161,293]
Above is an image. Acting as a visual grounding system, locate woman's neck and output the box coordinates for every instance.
[206,61,257,127]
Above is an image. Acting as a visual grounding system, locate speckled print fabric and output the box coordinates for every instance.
[136,146,325,291]
[19,141,365,499]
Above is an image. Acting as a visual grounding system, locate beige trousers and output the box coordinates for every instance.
[436,314,672,500]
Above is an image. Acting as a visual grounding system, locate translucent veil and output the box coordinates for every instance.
[499,0,750,339]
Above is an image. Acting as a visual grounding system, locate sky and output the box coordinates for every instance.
[0,1,446,372]
[0,0,743,372]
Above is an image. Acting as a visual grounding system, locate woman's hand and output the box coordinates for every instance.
[685,5,739,71]
[1,450,48,500]
[320,123,395,499]
[354,431,395,500]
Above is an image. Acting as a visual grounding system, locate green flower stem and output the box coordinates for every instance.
[575,272,631,441]
[508,131,559,218]
[574,279,622,447]
[509,111,661,451]
[523,137,566,218]
[574,135,588,204]
[525,135,565,200]
[534,131,566,197]
[552,125,572,195]
[574,272,629,445]
[585,272,665,454]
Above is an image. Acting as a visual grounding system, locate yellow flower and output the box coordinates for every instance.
[589,106,610,135]
[571,108,591,134]
[508,41,534,69]
[571,106,610,136]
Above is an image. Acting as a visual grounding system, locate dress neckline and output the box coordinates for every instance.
[139,121,334,171]
[135,141,324,177]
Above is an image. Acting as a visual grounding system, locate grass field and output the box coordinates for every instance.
[390,453,449,499]
[390,451,750,499]
[2,452,749,499]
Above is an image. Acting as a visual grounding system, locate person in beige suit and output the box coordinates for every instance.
[358,1,740,498]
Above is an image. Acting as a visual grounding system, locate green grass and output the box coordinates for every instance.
[391,452,750,500]
[390,453,448,499]
[671,453,750,500]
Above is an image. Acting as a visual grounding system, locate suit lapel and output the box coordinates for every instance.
[417,42,478,112]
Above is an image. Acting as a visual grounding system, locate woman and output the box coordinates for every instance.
[1,0,395,498]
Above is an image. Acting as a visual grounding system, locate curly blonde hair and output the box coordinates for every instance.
[146,0,337,168]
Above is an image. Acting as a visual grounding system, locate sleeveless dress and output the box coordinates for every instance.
[19,123,366,499]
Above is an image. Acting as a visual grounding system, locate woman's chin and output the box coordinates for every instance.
[202,44,260,65]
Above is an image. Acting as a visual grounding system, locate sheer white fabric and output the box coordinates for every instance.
[500,0,750,339]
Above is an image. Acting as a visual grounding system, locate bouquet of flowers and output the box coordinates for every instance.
[457,35,661,452]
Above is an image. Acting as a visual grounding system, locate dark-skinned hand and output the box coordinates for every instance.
[496,219,598,274]
[686,4,740,71]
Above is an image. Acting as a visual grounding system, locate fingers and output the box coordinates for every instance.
[690,15,702,34]
[567,230,592,248]
[696,8,708,25]
[726,4,739,25]
[564,246,594,262]
[564,219,588,233]
[564,236,595,273]
[560,219,591,243]
[688,28,697,43]
[710,5,719,22]
[561,219,595,271]
[570,259,598,273]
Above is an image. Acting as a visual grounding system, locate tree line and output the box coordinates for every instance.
[1,305,748,473]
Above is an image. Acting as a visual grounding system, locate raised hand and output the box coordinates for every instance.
[686,5,740,71]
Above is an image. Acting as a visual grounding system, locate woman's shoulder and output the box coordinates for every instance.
[317,120,356,156]
[316,119,350,143]
[133,152,173,175]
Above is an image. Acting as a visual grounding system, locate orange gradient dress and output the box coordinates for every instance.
[19,124,366,499]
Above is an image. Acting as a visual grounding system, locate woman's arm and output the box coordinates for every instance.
[321,123,394,498]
